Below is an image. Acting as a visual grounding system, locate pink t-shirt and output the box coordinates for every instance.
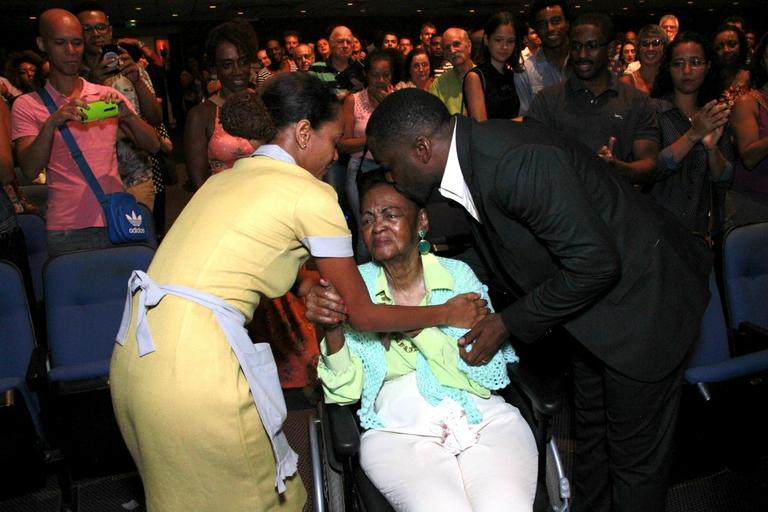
[11,79,133,231]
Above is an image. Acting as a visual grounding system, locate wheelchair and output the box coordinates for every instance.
[308,361,571,512]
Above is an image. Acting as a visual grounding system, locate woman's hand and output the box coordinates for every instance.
[457,313,509,366]
[702,124,725,150]
[444,292,489,328]
[304,278,347,329]
[369,83,394,105]
[690,100,730,142]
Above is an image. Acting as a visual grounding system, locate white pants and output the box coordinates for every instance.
[359,373,538,512]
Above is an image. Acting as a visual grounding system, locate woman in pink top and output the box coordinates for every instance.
[727,35,768,228]
[184,20,259,190]
[338,49,396,261]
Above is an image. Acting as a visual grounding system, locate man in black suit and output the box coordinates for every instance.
[366,89,711,512]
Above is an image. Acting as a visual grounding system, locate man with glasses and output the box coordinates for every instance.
[514,0,571,114]
[529,13,659,185]
[74,1,161,211]
[292,43,315,72]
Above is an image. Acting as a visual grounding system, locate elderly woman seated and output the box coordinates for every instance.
[305,169,538,512]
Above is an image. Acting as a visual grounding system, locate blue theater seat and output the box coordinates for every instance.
[16,212,47,307]
[44,245,155,382]
[0,260,46,497]
[685,272,768,395]
[723,222,768,334]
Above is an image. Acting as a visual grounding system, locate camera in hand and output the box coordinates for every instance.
[101,44,121,74]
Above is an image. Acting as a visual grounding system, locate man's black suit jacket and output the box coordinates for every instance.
[454,116,711,382]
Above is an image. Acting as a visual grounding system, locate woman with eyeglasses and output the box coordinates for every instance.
[649,31,734,240]
[620,24,668,95]
[726,33,768,228]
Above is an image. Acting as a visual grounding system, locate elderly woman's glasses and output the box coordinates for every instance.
[640,39,664,48]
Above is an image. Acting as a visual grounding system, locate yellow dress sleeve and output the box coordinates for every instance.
[292,180,353,258]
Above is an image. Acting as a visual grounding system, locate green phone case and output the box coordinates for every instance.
[78,101,120,122]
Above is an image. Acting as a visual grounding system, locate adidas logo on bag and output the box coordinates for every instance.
[126,210,146,234]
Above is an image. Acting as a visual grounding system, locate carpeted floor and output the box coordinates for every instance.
[3,389,766,512]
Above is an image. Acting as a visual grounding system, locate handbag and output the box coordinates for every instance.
[37,88,148,244]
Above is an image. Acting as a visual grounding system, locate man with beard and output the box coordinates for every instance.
[528,13,659,185]
[365,87,710,512]
[514,0,571,114]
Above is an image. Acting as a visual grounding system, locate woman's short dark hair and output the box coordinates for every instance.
[220,90,277,142]
[651,31,719,105]
[260,73,340,130]
[205,19,259,68]
[357,167,421,212]
[357,168,392,206]
[402,48,432,82]
[482,11,523,72]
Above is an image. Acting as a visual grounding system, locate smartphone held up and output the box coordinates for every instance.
[101,43,121,74]
[77,101,120,123]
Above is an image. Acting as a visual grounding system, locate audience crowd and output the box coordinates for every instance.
[2,1,768,511]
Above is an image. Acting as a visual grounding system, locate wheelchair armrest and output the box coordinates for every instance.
[325,403,361,458]
[506,363,561,418]
[733,322,768,356]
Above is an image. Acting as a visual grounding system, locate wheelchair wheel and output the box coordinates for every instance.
[323,449,345,512]
[309,409,347,512]
[545,438,571,512]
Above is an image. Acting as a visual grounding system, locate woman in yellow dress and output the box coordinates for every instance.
[110,73,487,511]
